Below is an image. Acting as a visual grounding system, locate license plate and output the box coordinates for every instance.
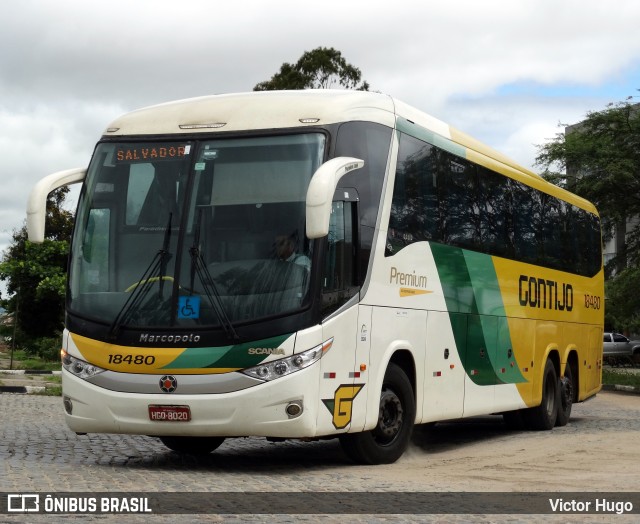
[148,405,191,422]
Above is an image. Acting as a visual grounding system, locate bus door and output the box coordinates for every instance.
[318,193,368,433]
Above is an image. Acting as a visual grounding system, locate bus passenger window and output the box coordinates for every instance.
[387,133,438,255]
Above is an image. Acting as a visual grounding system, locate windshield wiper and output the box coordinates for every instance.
[189,208,239,341]
[108,213,173,340]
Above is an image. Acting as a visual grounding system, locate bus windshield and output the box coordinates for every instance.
[69,133,326,332]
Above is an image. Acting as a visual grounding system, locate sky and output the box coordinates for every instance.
[1,0,640,296]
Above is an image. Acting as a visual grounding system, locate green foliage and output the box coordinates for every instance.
[2,348,61,370]
[29,335,63,362]
[0,187,73,346]
[0,238,69,341]
[605,265,640,333]
[535,94,640,331]
[254,47,370,91]
[535,96,640,252]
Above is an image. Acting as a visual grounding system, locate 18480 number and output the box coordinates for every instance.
[584,294,601,310]
[107,354,156,365]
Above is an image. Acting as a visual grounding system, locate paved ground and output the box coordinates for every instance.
[1,390,639,523]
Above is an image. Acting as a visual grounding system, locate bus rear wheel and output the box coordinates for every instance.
[339,363,415,465]
[555,363,574,427]
[159,436,225,455]
[523,359,559,430]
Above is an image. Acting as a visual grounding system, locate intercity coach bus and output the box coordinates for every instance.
[27,91,604,464]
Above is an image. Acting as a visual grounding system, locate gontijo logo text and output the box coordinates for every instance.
[518,274,573,312]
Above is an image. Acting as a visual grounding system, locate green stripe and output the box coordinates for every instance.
[161,345,234,369]
[210,334,291,369]
[462,250,506,316]
[162,334,292,370]
[396,118,466,158]
[431,242,525,385]
[466,314,500,385]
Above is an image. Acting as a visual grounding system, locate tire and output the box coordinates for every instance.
[523,359,559,431]
[339,363,415,465]
[159,436,225,455]
[555,362,574,427]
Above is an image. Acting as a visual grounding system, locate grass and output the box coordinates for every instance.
[35,385,62,396]
[1,348,61,371]
[602,368,640,388]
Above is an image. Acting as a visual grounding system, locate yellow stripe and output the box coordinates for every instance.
[69,333,238,375]
[399,288,433,297]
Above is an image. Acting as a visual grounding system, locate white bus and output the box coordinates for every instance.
[28,91,604,464]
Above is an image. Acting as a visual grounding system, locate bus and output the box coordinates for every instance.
[27,90,604,464]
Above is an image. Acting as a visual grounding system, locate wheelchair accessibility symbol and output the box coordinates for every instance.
[178,296,201,319]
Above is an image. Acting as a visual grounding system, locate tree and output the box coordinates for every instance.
[0,187,74,352]
[605,265,640,333]
[254,47,370,91]
[534,94,640,332]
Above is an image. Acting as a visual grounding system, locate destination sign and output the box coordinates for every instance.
[116,145,188,162]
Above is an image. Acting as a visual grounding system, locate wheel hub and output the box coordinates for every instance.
[376,388,404,443]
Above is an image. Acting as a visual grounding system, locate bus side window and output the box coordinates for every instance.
[322,199,358,316]
[81,208,111,292]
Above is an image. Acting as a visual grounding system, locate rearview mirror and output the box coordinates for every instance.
[305,157,364,239]
[27,167,86,243]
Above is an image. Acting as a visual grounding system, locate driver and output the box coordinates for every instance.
[274,234,311,271]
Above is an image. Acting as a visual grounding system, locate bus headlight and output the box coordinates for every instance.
[61,350,106,380]
[242,338,333,381]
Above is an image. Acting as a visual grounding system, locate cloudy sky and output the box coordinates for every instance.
[1,0,640,294]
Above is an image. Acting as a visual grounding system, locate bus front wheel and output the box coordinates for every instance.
[339,363,415,465]
[159,436,225,455]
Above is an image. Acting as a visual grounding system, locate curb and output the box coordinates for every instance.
[0,385,46,394]
[0,370,60,394]
[602,383,640,394]
[0,370,61,375]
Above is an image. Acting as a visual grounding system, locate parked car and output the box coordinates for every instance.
[603,332,640,364]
